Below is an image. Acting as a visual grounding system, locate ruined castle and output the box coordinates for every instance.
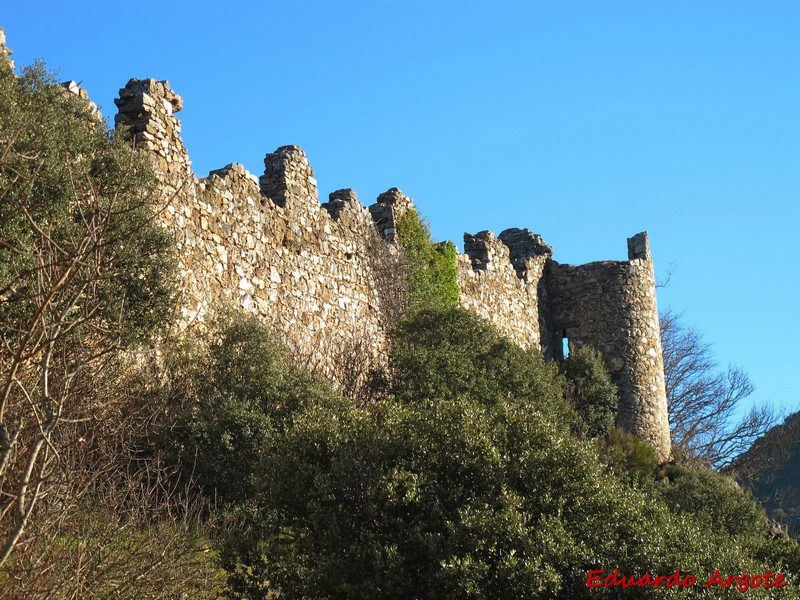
[1,29,672,461]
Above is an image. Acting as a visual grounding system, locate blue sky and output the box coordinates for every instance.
[4,2,799,417]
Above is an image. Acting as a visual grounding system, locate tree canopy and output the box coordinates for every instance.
[171,309,800,599]
[0,60,177,568]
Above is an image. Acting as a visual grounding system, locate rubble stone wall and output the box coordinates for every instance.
[457,229,550,351]
[115,78,392,378]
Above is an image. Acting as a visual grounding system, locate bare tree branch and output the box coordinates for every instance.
[660,308,778,471]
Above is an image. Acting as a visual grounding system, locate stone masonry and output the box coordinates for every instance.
[0,29,672,460]
[115,78,388,376]
[544,233,672,457]
[0,28,13,71]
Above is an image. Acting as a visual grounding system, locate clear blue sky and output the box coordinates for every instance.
[4,2,799,417]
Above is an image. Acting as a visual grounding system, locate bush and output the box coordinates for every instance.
[230,381,800,598]
[389,307,568,417]
[561,346,619,438]
[395,207,459,311]
[172,312,342,505]
[168,308,800,599]
[208,308,800,598]
[658,465,767,537]
[601,426,660,485]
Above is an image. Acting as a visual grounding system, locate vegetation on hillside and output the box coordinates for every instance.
[734,411,800,539]
[0,59,223,595]
[2,54,798,599]
[167,309,800,598]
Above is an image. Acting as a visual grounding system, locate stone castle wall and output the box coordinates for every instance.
[112,76,673,460]
[456,229,551,351]
[0,28,672,460]
[115,78,392,376]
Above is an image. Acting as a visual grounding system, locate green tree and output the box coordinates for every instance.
[172,311,338,505]
[0,60,176,566]
[389,307,567,416]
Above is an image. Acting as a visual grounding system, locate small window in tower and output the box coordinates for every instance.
[562,329,570,359]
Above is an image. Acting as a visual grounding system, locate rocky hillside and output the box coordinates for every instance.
[735,411,800,537]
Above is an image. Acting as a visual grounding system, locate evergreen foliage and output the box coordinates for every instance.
[659,465,766,537]
[0,61,178,545]
[0,63,176,344]
[389,307,569,417]
[172,309,800,599]
[601,426,660,485]
[395,207,459,311]
[172,312,339,505]
[561,346,620,438]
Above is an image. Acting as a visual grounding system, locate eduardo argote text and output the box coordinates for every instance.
[587,568,787,593]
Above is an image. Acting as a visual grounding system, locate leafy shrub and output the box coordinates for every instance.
[395,207,459,311]
[601,426,660,484]
[172,308,800,599]
[172,312,342,505]
[229,380,800,598]
[389,307,569,417]
[658,465,766,537]
[561,346,619,438]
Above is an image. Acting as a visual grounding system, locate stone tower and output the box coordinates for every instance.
[544,232,671,459]
[456,227,671,461]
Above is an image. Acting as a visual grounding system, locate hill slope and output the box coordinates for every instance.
[735,411,800,537]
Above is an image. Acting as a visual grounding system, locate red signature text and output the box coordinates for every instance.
[586,568,787,592]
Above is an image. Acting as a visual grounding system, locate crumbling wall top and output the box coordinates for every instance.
[323,188,359,220]
[627,231,651,262]
[0,27,14,71]
[115,78,183,113]
[498,227,552,279]
[369,187,414,242]
[207,162,260,187]
[463,230,512,272]
[260,145,318,209]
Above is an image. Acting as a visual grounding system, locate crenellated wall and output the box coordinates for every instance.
[457,229,551,351]
[111,75,672,460]
[114,78,391,377]
[0,26,672,461]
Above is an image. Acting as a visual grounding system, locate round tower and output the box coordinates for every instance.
[545,232,672,461]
